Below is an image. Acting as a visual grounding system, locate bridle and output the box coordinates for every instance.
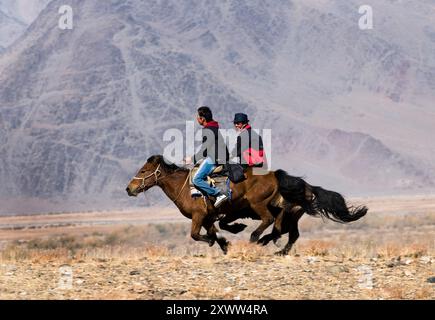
[132,164,162,190]
[131,163,190,203]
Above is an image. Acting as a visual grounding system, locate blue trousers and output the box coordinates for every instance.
[193,157,221,196]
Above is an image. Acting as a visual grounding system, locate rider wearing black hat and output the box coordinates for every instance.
[231,113,265,168]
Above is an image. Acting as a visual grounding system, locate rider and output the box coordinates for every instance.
[185,106,229,208]
[231,113,265,168]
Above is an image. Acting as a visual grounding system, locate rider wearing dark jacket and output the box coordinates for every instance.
[193,119,229,165]
[190,106,229,208]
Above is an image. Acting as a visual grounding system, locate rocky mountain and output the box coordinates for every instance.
[0,6,26,48]
[1,0,434,214]
[0,0,50,49]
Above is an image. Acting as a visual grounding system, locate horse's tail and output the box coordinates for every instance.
[274,170,368,223]
[309,186,368,223]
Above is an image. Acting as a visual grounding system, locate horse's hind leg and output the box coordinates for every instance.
[275,208,304,256]
[275,226,299,256]
[219,212,247,234]
[257,230,280,246]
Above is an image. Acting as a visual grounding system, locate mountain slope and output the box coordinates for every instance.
[0,0,50,49]
[0,8,27,48]
[0,0,434,214]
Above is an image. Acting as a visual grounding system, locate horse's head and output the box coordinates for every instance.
[125,155,163,197]
[126,155,182,197]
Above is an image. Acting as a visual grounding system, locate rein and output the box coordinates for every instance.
[173,171,191,203]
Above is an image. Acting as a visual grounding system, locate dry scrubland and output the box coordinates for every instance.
[0,196,434,300]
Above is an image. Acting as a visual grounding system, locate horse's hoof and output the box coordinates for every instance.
[208,239,216,247]
[222,241,231,255]
[250,233,260,243]
[274,250,288,256]
[272,235,282,244]
[257,238,269,246]
[232,223,247,233]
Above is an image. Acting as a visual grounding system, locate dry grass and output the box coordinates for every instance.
[226,241,270,261]
[0,224,182,263]
[376,243,429,259]
[0,196,434,300]
[415,287,433,300]
[298,239,336,256]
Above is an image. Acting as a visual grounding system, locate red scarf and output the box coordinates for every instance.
[205,120,219,128]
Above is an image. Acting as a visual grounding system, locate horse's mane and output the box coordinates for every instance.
[147,155,188,173]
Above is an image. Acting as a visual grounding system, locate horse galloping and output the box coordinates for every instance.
[126,155,368,255]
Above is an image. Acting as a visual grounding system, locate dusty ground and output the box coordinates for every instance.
[0,195,434,300]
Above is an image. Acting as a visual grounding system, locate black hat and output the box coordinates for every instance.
[233,113,249,124]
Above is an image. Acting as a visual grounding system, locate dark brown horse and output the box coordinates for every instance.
[216,169,368,255]
[126,155,368,255]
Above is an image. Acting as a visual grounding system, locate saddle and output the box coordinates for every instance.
[190,165,231,198]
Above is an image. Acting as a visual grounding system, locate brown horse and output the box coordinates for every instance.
[223,169,371,255]
[126,155,368,255]
[125,155,281,253]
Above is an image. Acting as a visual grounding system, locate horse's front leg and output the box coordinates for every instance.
[249,204,274,243]
[258,208,285,245]
[190,211,215,246]
[204,219,230,254]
